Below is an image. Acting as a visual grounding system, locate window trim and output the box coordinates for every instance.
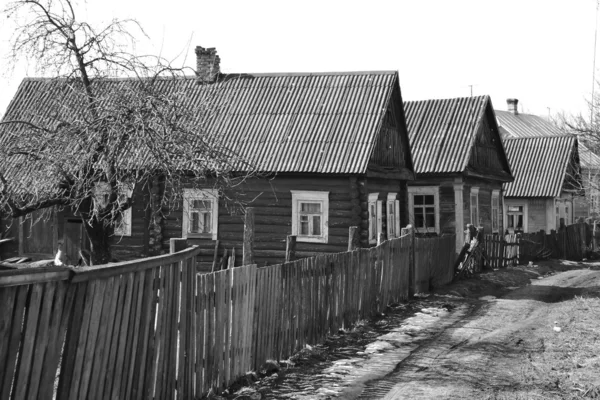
[407,186,440,234]
[368,193,383,244]
[470,187,480,226]
[491,189,500,234]
[182,188,219,240]
[387,192,401,239]
[291,190,329,243]
[114,186,133,237]
[504,200,528,233]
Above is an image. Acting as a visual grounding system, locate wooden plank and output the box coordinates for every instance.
[110,273,135,400]
[0,268,71,288]
[196,274,206,397]
[0,286,17,397]
[205,272,215,392]
[70,246,202,283]
[88,276,117,400]
[0,285,28,400]
[177,262,188,400]
[147,267,166,400]
[75,279,107,399]
[224,268,232,387]
[246,265,257,372]
[12,283,44,400]
[123,270,146,400]
[133,268,158,400]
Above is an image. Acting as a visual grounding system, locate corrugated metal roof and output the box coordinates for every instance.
[496,110,563,137]
[1,72,398,173]
[503,135,577,197]
[0,71,405,197]
[579,143,600,169]
[496,109,600,170]
[404,96,490,174]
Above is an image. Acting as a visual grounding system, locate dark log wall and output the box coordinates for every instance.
[108,186,150,261]
[0,219,19,259]
[360,178,406,247]
[370,87,407,169]
[162,174,408,267]
[467,108,509,175]
[409,177,503,237]
[162,175,357,267]
[463,178,504,235]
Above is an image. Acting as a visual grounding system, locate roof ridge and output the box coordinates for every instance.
[21,70,398,82]
[504,134,575,140]
[405,95,489,104]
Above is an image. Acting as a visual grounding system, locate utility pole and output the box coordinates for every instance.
[592,0,599,126]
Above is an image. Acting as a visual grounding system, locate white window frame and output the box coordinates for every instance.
[387,193,401,239]
[291,190,329,243]
[93,182,133,237]
[182,188,219,240]
[470,187,480,226]
[368,193,383,244]
[504,200,528,233]
[407,186,440,234]
[114,185,133,237]
[491,190,500,234]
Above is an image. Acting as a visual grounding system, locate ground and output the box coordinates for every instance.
[217,260,600,400]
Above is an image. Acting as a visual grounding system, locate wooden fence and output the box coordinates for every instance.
[0,233,455,400]
[484,222,591,267]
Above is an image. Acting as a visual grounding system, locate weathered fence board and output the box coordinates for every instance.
[0,233,457,400]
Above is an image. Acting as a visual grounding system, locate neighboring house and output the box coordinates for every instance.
[574,142,600,220]
[502,135,581,232]
[497,98,585,229]
[1,47,415,266]
[404,96,514,253]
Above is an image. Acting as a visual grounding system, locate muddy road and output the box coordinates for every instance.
[223,261,600,399]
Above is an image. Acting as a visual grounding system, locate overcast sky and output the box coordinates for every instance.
[0,0,598,118]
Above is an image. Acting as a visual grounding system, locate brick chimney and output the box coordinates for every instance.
[507,98,519,115]
[195,46,220,84]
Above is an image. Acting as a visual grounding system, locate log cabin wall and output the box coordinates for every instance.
[361,177,407,247]
[161,174,371,267]
[462,177,504,235]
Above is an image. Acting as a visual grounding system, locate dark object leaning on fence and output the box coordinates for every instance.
[454,225,487,280]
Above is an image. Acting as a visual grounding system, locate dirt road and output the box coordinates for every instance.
[224,261,600,399]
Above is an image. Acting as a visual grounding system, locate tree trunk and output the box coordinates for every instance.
[79,197,112,265]
[82,218,112,265]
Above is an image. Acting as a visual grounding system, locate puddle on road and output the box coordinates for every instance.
[225,298,470,399]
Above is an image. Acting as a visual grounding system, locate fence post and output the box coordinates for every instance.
[243,207,255,266]
[285,235,296,262]
[347,226,360,251]
[169,238,187,253]
[401,225,415,297]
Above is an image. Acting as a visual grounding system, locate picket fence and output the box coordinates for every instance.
[484,222,590,267]
[0,233,455,400]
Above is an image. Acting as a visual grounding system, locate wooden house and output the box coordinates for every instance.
[404,96,513,252]
[497,99,584,230]
[0,47,415,266]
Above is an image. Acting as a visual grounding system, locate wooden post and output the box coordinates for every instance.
[401,225,415,297]
[347,226,360,251]
[243,207,255,266]
[285,235,296,262]
[211,240,220,273]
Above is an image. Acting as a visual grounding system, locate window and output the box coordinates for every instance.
[408,187,440,233]
[182,189,218,240]
[387,193,401,239]
[507,205,524,233]
[368,193,383,244]
[470,187,479,226]
[291,191,329,243]
[491,190,500,233]
[114,186,133,236]
[93,182,133,237]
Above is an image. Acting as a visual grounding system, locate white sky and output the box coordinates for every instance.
[0,0,598,118]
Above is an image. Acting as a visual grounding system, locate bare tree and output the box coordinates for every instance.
[0,0,255,264]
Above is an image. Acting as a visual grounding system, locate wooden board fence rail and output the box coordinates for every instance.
[0,234,456,399]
